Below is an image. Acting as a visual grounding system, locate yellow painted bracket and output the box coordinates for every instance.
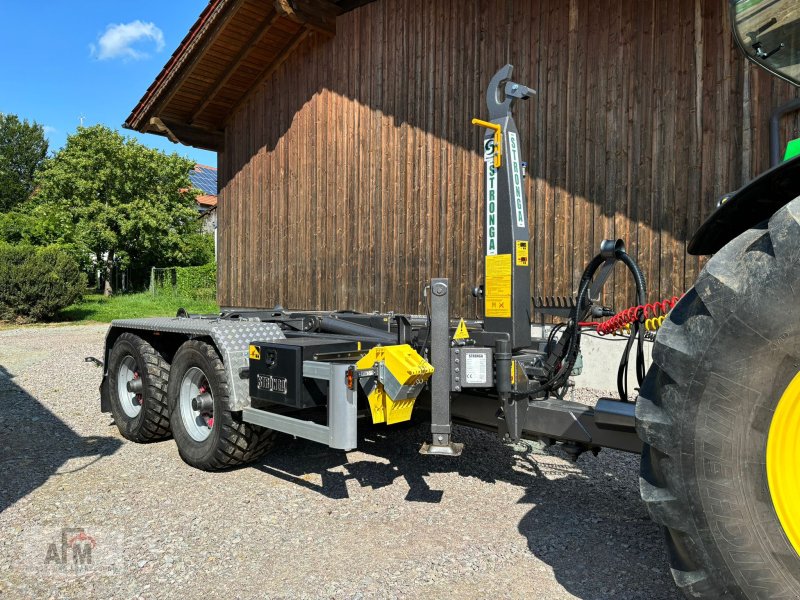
[472,118,502,168]
[356,345,434,425]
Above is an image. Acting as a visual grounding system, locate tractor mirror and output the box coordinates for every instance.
[731,0,800,87]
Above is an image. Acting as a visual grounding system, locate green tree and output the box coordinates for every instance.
[34,125,201,295]
[0,114,49,210]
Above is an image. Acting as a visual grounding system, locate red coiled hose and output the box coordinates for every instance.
[584,295,682,335]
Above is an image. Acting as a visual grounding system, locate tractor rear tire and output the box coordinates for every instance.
[167,340,277,471]
[107,332,171,442]
[636,199,800,599]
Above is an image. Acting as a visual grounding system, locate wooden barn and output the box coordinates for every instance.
[125,0,800,314]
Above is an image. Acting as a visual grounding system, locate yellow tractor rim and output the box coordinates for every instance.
[767,372,800,557]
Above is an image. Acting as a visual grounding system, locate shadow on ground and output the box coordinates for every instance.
[0,364,122,513]
[253,421,679,600]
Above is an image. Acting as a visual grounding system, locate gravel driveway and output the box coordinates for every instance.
[0,324,681,599]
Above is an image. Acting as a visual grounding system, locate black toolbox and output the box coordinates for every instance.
[248,337,361,409]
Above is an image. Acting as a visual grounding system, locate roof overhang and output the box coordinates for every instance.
[124,0,373,152]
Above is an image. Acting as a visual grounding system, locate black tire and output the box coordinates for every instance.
[167,340,277,471]
[107,332,171,442]
[636,199,800,599]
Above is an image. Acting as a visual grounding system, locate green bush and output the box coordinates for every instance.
[152,263,216,300]
[181,233,216,266]
[175,263,216,299]
[0,244,86,322]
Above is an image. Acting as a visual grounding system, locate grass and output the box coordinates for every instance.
[59,292,219,323]
[735,0,766,13]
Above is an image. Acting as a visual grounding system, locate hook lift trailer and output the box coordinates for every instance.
[99,4,800,593]
[100,64,644,472]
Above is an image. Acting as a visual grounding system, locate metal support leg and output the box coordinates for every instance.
[420,278,463,456]
[495,339,526,441]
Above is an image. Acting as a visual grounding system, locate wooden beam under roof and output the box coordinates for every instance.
[148,117,224,152]
[225,27,311,124]
[274,0,342,35]
[189,9,281,125]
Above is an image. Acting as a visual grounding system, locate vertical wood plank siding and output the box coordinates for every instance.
[218,0,800,314]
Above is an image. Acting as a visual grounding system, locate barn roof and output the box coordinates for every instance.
[124,0,373,152]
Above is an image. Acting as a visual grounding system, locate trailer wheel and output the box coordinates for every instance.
[636,199,800,599]
[107,332,171,442]
[168,340,276,471]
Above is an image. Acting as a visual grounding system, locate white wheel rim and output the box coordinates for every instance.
[116,355,142,418]
[179,367,214,442]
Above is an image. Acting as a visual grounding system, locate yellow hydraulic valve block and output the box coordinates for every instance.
[355,345,434,425]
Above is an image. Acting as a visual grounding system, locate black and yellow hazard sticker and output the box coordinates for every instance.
[516,240,529,266]
[249,345,261,360]
[453,318,470,340]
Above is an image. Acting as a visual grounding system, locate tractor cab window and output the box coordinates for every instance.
[732,0,800,86]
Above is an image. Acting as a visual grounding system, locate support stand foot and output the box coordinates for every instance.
[419,441,464,456]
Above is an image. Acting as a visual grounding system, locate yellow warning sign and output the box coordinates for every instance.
[516,240,529,266]
[453,318,470,340]
[249,345,261,360]
[485,254,512,318]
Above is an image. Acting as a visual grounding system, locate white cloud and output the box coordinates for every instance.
[90,20,164,61]
[42,126,57,136]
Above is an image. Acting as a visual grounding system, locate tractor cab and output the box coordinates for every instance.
[731,0,800,86]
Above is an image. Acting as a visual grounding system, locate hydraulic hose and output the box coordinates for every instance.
[618,252,646,305]
[534,254,605,394]
[615,251,647,402]
[537,247,649,402]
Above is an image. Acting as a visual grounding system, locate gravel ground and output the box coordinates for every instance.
[0,324,682,600]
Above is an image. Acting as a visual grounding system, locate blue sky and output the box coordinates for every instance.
[0,1,215,167]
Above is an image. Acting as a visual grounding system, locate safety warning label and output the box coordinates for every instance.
[453,318,470,340]
[515,240,529,266]
[485,254,512,318]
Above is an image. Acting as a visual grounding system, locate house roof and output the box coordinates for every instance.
[196,194,218,208]
[189,164,218,196]
[123,0,374,152]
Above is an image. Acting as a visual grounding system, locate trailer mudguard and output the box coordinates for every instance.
[100,317,285,411]
[688,154,800,255]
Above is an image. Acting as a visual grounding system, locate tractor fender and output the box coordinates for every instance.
[688,154,800,255]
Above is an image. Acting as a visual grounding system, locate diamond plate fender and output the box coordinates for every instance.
[107,318,285,410]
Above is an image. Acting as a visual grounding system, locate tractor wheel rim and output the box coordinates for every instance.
[116,355,142,418]
[767,371,800,558]
[179,367,213,442]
